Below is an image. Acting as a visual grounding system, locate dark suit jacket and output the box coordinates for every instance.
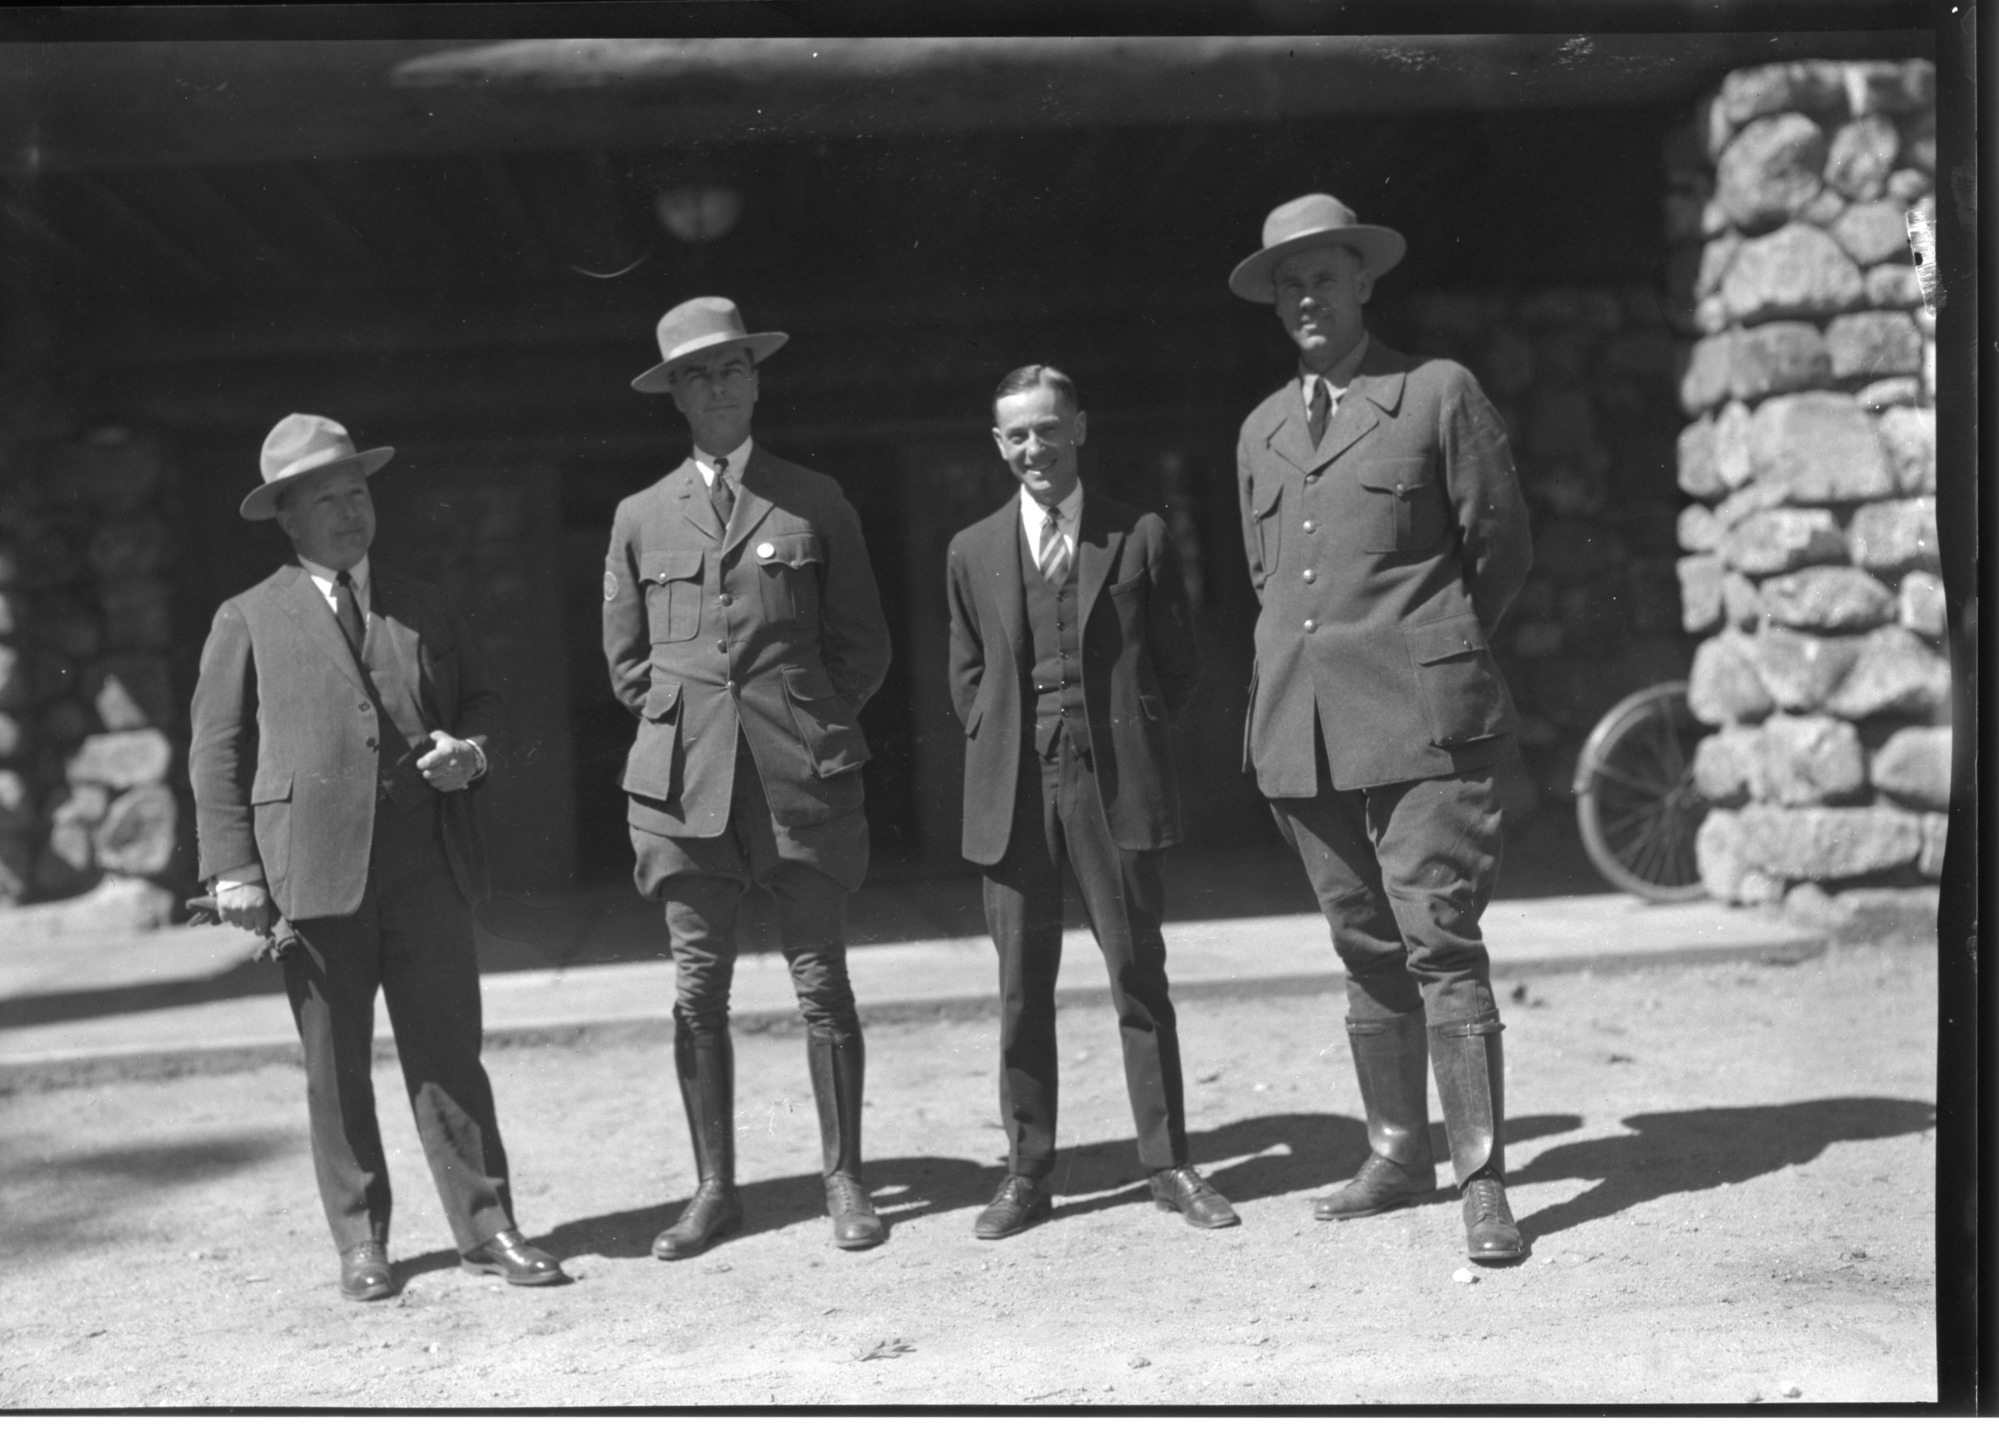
[602,446,892,838]
[189,563,496,921]
[946,489,1200,865]
[1235,338,1533,795]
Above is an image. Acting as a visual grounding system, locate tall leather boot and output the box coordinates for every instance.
[1314,1009,1439,1219]
[807,1029,886,1250]
[652,1021,744,1260]
[1430,1015,1525,1263]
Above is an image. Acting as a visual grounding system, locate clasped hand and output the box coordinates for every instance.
[416,730,483,792]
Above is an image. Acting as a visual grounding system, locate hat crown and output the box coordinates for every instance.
[655,296,756,366]
[261,413,360,481]
[1263,193,1363,250]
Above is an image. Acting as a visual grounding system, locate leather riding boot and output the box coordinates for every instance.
[1430,1016,1525,1263]
[653,1021,743,1260]
[1314,1009,1439,1220]
[807,1030,886,1250]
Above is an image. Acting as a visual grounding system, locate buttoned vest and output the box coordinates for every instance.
[1021,529,1089,758]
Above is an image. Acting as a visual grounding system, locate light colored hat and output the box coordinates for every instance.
[241,414,394,521]
[631,296,788,393]
[1228,193,1407,303]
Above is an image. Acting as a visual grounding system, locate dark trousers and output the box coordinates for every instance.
[285,796,514,1256]
[1269,737,1503,1029]
[633,736,861,1039]
[982,733,1188,1178]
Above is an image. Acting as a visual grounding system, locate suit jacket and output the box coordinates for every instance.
[188,563,496,921]
[603,446,892,838]
[1235,339,1533,795]
[946,489,1200,864]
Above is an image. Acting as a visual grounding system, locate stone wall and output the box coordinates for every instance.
[1665,58,1946,927]
[1388,283,1691,821]
[0,420,184,918]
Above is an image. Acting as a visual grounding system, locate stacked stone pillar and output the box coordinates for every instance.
[1666,59,1947,928]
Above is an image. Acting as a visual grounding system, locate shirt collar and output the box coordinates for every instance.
[1027,482,1083,524]
[1300,330,1371,400]
[299,552,370,599]
[693,437,755,485]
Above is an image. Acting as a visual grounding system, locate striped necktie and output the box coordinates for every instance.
[709,454,734,528]
[1037,505,1069,587]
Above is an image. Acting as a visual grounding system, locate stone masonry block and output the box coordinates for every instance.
[1748,392,1895,502]
[1688,630,1775,725]
[1869,726,1951,810]
[93,783,178,877]
[1679,333,1734,414]
[1677,504,1721,554]
[1695,232,1741,300]
[1752,626,1864,712]
[1919,813,1948,879]
[1677,415,1724,499]
[1862,264,1923,309]
[1678,553,1726,632]
[1759,566,1897,632]
[1831,201,1915,266]
[1714,401,1755,489]
[1753,713,1867,806]
[1874,406,1935,494]
[64,729,172,790]
[1736,803,1922,880]
[1721,508,1847,576]
[1696,808,1751,902]
[1730,321,1831,400]
[1897,571,1945,638]
[1826,310,1923,381]
[1722,224,1865,324]
[1825,625,1953,720]
[1693,724,1761,805]
[1716,114,1829,231]
[1824,114,1900,201]
[1857,374,1922,410]
[1723,571,1765,630]
[1847,497,1937,577]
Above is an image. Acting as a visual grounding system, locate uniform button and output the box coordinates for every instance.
[1305,473,1318,484]
[1395,483,1406,495]
[720,594,732,606]
[366,737,379,750]
[1303,618,1317,633]
[1302,569,1316,583]
[359,700,371,712]
[725,680,737,693]
[1302,520,1316,534]
[716,639,727,653]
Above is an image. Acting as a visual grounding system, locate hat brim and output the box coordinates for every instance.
[1228,225,1407,303]
[240,446,396,521]
[631,331,789,393]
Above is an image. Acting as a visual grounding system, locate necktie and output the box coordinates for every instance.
[1307,377,1332,448]
[333,569,365,653]
[709,454,734,528]
[1038,506,1069,588]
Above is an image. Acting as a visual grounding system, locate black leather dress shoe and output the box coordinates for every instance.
[973,1173,1051,1240]
[1149,1165,1241,1229]
[1462,1173,1526,1263]
[653,1180,744,1260]
[826,1172,887,1250]
[338,1241,393,1302]
[1313,1151,1439,1221]
[461,1229,566,1286]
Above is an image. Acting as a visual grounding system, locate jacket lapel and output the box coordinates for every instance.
[722,449,777,558]
[988,496,1027,663]
[273,565,370,698]
[1075,490,1122,630]
[673,459,722,544]
[1266,381,1320,475]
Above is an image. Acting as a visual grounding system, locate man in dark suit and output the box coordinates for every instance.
[945,364,1237,1239]
[605,297,894,1258]
[1229,194,1535,1262]
[189,413,564,1302]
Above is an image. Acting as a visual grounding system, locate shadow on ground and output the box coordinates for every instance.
[1512,1096,1937,1241]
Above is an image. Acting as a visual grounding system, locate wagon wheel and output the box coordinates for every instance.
[1573,680,1711,902]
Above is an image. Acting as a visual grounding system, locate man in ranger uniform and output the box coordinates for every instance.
[604,297,894,1258]
[1228,194,1534,1262]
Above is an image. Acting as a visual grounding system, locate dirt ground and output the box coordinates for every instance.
[1,937,1938,1409]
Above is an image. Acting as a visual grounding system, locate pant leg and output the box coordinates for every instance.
[980,747,1067,1179]
[370,798,517,1253]
[284,901,392,1254]
[1055,738,1187,1171]
[1369,771,1505,1029]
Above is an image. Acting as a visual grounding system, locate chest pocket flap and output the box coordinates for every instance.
[642,548,704,584]
[1356,457,1443,554]
[640,549,703,642]
[756,533,824,624]
[756,533,824,569]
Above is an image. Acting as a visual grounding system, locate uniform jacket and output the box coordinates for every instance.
[946,489,1200,864]
[603,447,891,837]
[1236,338,1533,795]
[189,564,496,921]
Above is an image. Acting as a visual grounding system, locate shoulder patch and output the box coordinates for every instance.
[603,569,619,602]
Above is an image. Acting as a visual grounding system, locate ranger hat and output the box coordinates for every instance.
[1228,193,1406,303]
[631,296,789,393]
[240,413,394,521]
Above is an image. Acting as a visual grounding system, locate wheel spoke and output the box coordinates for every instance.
[1589,763,1672,798]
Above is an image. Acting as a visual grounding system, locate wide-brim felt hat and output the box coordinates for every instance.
[631,296,789,393]
[241,413,394,521]
[1228,192,1407,303]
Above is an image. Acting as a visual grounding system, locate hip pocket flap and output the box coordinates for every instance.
[642,548,703,583]
[642,679,683,721]
[250,771,293,803]
[1406,614,1489,665]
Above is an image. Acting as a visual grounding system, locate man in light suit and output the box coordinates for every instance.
[189,413,564,1301]
[605,297,894,1258]
[1229,194,1535,1262]
[945,364,1237,1239]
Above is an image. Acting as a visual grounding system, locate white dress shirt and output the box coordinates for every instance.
[693,437,755,488]
[1020,482,1084,570]
[1298,331,1372,417]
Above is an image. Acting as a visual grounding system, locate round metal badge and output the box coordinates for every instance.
[603,570,619,601]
